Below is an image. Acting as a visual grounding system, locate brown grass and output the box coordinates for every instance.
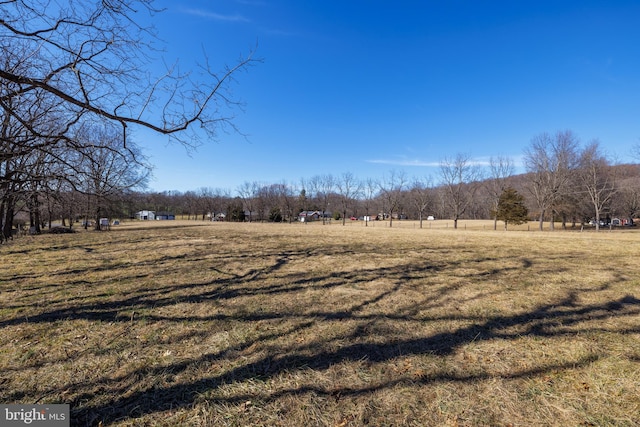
[0,220,639,426]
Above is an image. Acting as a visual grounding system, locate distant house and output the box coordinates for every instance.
[135,210,155,220]
[244,211,259,222]
[155,211,175,220]
[298,210,330,222]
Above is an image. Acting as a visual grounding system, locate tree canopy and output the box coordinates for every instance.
[493,187,529,230]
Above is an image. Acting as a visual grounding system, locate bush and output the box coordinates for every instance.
[227,199,246,222]
[48,227,76,234]
[269,207,283,223]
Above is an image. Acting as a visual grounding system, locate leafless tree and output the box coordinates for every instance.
[336,172,362,225]
[0,0,257,148]
[56,182,82,228]
[254,184,273,222]
[0,1,255,241]
[309,174,335,224]
[237,181,260,222]
[409,176,435,229]
[181,191,200,220]
[73,125,150,229]
[616,181,640,223]
[276,181,297,223]
[199,187,228,221]
[378,170,407,228]
[0,50,68,239]
[22,149,49,233]
[439,153,481,229]
[361,178,378,226]
[524,131,579,230]
[577,141,616,231]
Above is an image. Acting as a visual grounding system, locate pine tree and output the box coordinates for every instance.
[269,207,283,223]
[493,187,529,230]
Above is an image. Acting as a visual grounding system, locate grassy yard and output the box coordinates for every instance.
[0,221,638,426]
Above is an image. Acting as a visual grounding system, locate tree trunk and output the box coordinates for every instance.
[0,198,9,242]
[538,210,544,231]
[0,200,5,242]
[95,209,101,231]
[47,205,53,230]
[30,194,41,234]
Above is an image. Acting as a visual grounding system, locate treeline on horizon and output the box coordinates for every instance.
[4,130,639,239]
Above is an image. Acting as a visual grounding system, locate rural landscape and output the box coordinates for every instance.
[2,1,640,426]
[1,220,639,425]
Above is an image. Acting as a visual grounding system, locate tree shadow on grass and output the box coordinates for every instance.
[0,245,448,327]
[67,292,640,426]
[2,239,638,426]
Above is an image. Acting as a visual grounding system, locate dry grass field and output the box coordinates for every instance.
[0,220,639,426]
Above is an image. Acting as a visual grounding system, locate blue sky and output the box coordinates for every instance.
[137,1,640,192]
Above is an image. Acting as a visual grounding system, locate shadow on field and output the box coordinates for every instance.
[69,292,638,426]
[1,237,639,426]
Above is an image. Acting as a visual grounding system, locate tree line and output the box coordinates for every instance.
[10,129,637,238]
[150,132,638,234]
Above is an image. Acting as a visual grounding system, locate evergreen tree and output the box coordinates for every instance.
[269,207,283,223]
[298,189,307,214]
[227,198,246,222]
[493,187,528,230]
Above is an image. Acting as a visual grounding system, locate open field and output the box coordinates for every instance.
[1,220,639,426]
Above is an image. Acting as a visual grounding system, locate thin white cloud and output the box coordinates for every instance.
[366,158,440,167]
[183,8,250,23]
[367,155,525,169]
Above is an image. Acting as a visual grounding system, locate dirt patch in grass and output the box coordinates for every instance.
[1,221,638,426]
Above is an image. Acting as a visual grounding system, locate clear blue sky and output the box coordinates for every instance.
[137,0,640,193]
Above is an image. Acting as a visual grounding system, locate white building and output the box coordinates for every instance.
[135,210,155,220]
